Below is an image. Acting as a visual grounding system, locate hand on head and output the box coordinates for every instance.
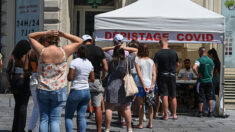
[46,30,59,37]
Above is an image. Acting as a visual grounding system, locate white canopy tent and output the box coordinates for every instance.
[95,0,225,115]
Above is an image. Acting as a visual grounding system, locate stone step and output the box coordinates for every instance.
[224,81,235,83]
[224,99,235,103]
[224,85,235,88]
[225,77,235,79]
[224,93,235,96]
[224,82,235,85]
[224,88,235,91]
[225,96,235,99]
[225,68,235,71]
[224,91,235,94]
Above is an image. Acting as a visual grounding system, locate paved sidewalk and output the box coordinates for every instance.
[0,94,235,132]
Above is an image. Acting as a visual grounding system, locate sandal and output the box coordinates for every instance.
[134,125,143,129]
[173,115,178,120]
[160,116,168,120]
[146,125,153,129]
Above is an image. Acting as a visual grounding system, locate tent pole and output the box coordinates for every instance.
[222,41,225,115]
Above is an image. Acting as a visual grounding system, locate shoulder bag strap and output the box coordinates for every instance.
[126,59,129,74]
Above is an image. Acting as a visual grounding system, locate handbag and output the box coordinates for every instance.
[145,92,156,107]
[123,59,138,97]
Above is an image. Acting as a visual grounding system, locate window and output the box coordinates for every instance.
[225,38,233,55]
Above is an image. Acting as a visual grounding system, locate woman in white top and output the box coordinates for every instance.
[135,44,156,129]
[65,45,95,132]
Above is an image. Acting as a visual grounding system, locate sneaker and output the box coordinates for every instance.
[133,117,139,121]
[197,111,203,117]
[208,112,213,117]
[127,129,133,132]
[104,129,110,132]
[143,114,147,122]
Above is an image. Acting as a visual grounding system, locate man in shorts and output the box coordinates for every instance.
[154,38,179,120]
[193,47,214,117]
[83,35,108,132]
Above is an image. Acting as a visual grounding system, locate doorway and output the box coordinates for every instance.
[73,0,115,37]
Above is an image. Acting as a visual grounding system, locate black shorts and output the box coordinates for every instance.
[157,75,176,97]
[198,82,213,103]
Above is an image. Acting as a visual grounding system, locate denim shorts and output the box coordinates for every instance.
[136,86,156,97]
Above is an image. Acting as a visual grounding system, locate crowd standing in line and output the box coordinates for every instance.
[5,31,220,132]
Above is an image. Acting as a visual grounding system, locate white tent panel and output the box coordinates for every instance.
[95,0,224,33]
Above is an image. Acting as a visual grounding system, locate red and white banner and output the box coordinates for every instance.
[95,30,224,44]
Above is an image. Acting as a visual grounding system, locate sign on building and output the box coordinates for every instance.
[222,0,235,67]
[15,0,40,45]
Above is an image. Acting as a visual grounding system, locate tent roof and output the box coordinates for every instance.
[95,0,225,33]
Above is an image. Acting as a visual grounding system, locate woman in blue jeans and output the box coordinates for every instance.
[28,30,83,132]
[65,45,95,132]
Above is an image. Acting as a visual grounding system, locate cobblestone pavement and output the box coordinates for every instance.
[0,94,235,132]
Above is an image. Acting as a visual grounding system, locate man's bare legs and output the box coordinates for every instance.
[101,95,105,113]
[155,94,161,118]
[199,100,213,112]
[161,96,169,119]
[169,97,177,118]
[94,106,102,132]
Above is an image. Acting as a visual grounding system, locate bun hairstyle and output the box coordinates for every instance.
[128,39,139,48]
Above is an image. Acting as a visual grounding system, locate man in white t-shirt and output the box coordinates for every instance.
[178,59,196,80]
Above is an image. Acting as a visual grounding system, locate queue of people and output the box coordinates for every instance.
[5,31,220,132]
